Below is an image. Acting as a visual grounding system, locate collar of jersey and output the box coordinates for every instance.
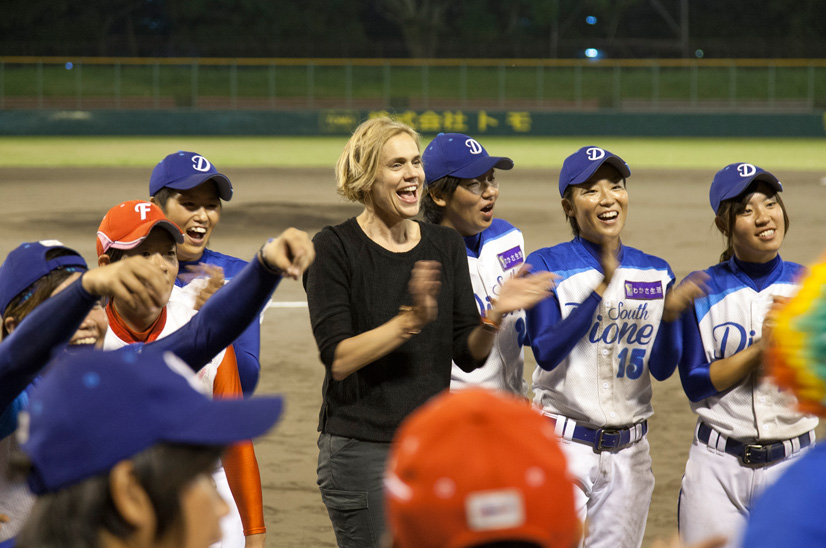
[106,302,168,344]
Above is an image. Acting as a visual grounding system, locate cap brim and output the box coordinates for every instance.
[570,156,630,186]
[719,173,782,206]
[162,173,234,201]
[101,220,184,253]
[164,395,285,445]
[429,156,514,184]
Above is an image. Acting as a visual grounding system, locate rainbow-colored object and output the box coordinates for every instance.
[768,261,826,416]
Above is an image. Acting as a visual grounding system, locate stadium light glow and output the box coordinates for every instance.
[585,48,599,58]
[586,16,597,25]
[65,62,74,70]
[695,49,704,58]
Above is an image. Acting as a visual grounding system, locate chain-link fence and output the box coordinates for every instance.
[2,57,825,112]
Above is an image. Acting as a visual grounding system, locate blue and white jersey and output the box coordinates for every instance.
[451,219,528,395]
[681,257,818,440]
[527,238,675,427]
[175,247,262,396]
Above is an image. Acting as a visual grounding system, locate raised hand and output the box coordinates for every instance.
[81,255,168,311]
[663,271,710,322]
[182,263,225,311]
[404,260,442,331]
[260,228,316,279]
[491,267,558,317]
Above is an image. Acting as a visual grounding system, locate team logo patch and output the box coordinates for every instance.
[497,246,524,271]
[586,147,606,161]
[737,163,757,177]
[465,138,484,154]
[624,281,663,300]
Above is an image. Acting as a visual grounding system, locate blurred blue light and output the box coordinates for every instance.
[65,62,73,70]
[585,48,599,59]
[586,16,597,25]
[695,49,704,58]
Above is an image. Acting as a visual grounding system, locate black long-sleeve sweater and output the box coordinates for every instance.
[304,218,481,442]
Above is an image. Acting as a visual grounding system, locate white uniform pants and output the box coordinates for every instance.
[559,436,654,548]
[211,465,245,548]
[679,429,812,548]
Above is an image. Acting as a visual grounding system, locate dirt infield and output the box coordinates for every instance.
[2,165,824,547]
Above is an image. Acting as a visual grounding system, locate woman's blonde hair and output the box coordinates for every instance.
[335,117,420,203]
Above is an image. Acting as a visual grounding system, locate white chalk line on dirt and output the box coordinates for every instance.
[266,301,308,308]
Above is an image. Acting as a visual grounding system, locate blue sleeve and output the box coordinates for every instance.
[677,307,718,402]
[648,280,680,381]
[649,319,680,381]
[526,289,602,371]
[146,256,280,373]
[0,279,97,412]
[233,319,261,396]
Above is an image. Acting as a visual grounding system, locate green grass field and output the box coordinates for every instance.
[1,136,825,171]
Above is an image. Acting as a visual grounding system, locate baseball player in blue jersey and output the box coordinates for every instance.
[0,242,169,543]
[422,133,555,395]
[677,164,817,548]
[0,231,313,545]
[525,146,705,548]
[150,150,262,395]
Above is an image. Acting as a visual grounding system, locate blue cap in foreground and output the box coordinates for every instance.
[558,146,630,197]
[0,241,87,316]
[20,349,283,494]
[423,133,513,185]
[709,163,781,214]
[149,151,233,201]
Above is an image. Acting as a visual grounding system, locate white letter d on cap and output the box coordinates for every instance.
[737,163,756,177]
[191,155,211,172]
[465,139,483,155]
[135,202,152,220]
[586,147,605,161]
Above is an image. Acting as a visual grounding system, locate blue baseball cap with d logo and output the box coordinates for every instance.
[149,151,233,201]
[709,163,782,214]
[423,133,514,185]
[558,146,631,197]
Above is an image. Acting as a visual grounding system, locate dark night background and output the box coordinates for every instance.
[2,0,825,59]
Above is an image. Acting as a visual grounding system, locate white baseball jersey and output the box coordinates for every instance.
[103,287,244,548]
[527,239,675,427]
[679,257,818,548]
[451,219,528,395]
[683,258,818,440]
[104,285,226,395]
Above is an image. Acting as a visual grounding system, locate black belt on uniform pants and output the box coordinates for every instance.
[546,415,648,453]
[697,422,813,466]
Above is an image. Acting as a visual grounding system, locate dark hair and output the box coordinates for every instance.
[104,248,126,263]
[561,164,626,237]
[422,175,461,224]
[715,182,789,263]
[151,186,177,211]
[2,248,86,337]
[152,180,225,212]
[13,443,224,548]
[104,226,178,264]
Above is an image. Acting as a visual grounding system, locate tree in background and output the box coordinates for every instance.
[1,0,825,58]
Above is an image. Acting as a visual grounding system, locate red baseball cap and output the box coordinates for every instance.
[385,389,579,548]
[97,200,184,257]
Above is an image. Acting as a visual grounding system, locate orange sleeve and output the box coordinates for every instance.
[215,345,266,536]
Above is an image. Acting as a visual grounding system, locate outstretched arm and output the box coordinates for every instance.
[464,269,558,365]
[148,229,315,371]
[0,256,168,412]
